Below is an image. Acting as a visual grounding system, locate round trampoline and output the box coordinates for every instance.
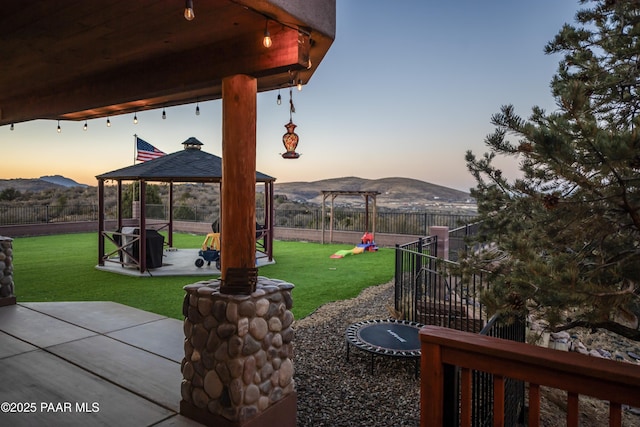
[345,319,423,376]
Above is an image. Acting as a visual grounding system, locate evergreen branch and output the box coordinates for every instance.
[551,319,640,341]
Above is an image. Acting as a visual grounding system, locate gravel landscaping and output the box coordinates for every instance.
[293,281,420,427]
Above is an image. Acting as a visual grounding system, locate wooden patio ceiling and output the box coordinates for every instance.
[0,0,335,126]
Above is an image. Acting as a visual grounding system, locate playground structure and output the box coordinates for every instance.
[330,231,379,258]
[321,190,380,244]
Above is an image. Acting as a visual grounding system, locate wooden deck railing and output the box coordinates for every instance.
[420,325,640,427]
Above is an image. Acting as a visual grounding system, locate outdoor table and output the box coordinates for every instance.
[345,319,423,377]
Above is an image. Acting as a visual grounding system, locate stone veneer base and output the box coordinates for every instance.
[180,391,297,427]
[0,296,16,307]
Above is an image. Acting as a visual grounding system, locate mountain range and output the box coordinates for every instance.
[0,175,87,192]
[271,176,474,209]
[0,175,475,210]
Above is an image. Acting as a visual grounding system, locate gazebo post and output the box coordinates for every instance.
[266,180,274,261]
[117,180,123,231]
[168,182,174,247]
[220,74,257,294]
[139,179,147,273]
[98,179,105,266]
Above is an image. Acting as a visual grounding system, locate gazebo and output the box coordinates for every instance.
[96,137,275,273]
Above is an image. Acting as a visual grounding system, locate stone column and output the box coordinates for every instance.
[180,277,296,427]
[0,236,16,307]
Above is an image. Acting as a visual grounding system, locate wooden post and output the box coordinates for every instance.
[139,180,147,273]
[220,74,257,294]
[168,182,174,247]
[98,180,105,266]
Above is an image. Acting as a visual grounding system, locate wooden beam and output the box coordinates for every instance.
[1,29,309,124]
[220,75,257,294]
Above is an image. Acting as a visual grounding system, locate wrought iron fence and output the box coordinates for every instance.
[448,221,482,262]
[0,204,99,225]
[275,208,477,234]
[394,238,525,426]
[1,203,477,237]
[394,241,485,332]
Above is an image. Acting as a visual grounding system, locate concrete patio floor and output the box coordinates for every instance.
[0,301,205,426]
[95,248,275,277]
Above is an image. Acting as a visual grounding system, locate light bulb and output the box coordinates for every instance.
[263,33,272,48]
[184,0,195,21]
[107,117,111,127]
[10,123,14,131]
[297,79,303,91]
[133,113,138,124]
[263,20,272,48]
[277,93,282,105]
[57,121,61,133]
[83,121,87,131]
[196,104,200,115]
[162,109,166,120]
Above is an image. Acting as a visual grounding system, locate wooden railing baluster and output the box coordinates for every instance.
[460,368,472,427]
[493,375,505,427]
[567,392,579,427]
[609,402,622,427]
[528,383,540,427]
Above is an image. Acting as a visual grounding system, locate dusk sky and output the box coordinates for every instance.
[1,1,579,192]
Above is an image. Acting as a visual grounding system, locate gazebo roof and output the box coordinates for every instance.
[96,138,275,183]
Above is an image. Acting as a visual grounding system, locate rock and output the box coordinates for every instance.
[268,317,282,332]
[238,300,256,317]
[255,298,269,316]
[244,384,260,404]
[551,331,571,341]
[192,387,209,409]
[242,335,261,355]
[249,317,268,340]
[279,359,293,387]
[204,370,223,399]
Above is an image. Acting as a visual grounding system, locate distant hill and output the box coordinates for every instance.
[271,177,474,209]
[0,175,87,192]
[39,175,88,188]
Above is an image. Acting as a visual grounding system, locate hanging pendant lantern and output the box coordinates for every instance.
[281,85,300,159]
[282,120,300,159]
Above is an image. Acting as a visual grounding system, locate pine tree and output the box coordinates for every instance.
[464,0,640,340]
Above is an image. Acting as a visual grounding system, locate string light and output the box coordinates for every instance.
[277,90,282,105]
[184,0,195,21]
[57,120,61,133]
[107,117,111,127]
[10,123,14,131]
[133,113,138,124]
[195,102,200,116]
[263,20,272,48]
[83,121,88,131]
[297,79,303,91]
[162,108,166,120]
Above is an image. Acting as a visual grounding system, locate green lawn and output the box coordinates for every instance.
[11,233,394,320]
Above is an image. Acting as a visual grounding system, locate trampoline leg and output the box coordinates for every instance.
[370,354,374,375]
[346,340,350,361]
